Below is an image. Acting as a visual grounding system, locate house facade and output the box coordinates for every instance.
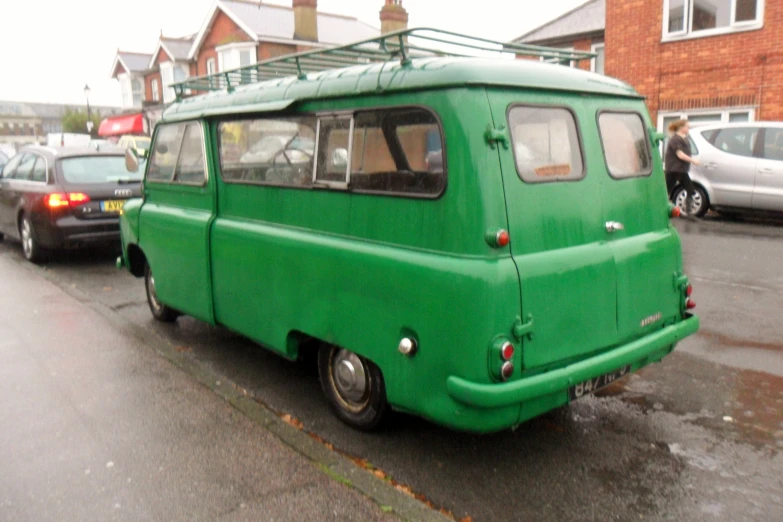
[512,0,605,75]
[108,0,408,134]
[513,0,779,130]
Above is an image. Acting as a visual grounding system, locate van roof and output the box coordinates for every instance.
[163,28,640,123]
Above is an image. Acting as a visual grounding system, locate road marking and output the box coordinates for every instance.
[690,276,773,292]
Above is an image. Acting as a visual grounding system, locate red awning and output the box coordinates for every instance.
[98,113,145,137]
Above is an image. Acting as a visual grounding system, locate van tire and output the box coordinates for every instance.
[144,262,180,322]
[318,345,388,430]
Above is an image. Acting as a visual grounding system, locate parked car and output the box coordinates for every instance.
[669,122,783,217]
[0,146,142,262]
[0,150,7,174]
[118,135,151,158]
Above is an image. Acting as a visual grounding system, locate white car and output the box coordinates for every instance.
[670,122,783,217]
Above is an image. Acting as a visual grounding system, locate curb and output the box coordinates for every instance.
[17,256,452,522]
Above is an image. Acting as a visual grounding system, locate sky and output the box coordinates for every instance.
[0,0,586,107]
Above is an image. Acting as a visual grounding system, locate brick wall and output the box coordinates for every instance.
[195,9,253,77]
[145,72,162,103]
[258,42,297,61]
[606,0,783,122]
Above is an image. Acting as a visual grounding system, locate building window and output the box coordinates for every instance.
[206,58,216,75]
[151,78,160,102]
[216,43,257,84]
[658,108,754,133]
[664,0,763,40]
[591,43,605,74]
[132,78,143,107]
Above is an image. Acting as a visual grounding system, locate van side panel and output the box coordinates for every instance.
[209,88,521,421]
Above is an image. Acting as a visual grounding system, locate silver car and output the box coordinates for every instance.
[669,122,783,217]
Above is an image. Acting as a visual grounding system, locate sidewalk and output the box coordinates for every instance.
[0,252,421,522]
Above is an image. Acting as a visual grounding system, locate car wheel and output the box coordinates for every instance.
[674,185,709,218]
[318,345,388,431]
[144,262,180,322]
[19,215,47,263]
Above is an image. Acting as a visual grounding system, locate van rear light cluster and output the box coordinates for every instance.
[683,283,695,310]
[46,193,90,209]
[486,228,510,248]
[491,338,515,381]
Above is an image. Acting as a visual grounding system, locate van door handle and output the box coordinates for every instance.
[605,221,625,233]
[705,162,718,170]
[759,168,774,174]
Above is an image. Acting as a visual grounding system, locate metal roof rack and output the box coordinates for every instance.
[172,27,596,100]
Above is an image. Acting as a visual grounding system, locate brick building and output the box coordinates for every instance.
[108,0,408,134]
[513,0,779,131]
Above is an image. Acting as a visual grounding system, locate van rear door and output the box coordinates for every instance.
[488,93,619,370]
[592,105,684,343]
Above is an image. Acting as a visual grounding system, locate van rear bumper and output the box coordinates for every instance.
[446,315,700,408]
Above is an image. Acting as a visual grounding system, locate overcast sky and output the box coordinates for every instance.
[0,0,585,107]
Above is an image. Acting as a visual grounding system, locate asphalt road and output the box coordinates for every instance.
[2,213,782,521]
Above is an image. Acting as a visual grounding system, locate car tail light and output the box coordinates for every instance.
[68,193,90,205]
[500,342,514,361]
[46,193,70,208]
[671,206,681,218]
[45,193,90,209]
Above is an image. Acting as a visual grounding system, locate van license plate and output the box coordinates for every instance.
[101,200,125,213]
[568,365,631,401]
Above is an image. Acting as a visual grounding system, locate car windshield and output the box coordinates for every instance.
[60,156,143,183]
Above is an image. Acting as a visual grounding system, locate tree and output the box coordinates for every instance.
[61,108,102,137]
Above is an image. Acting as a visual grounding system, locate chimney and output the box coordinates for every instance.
[380,0,408,35]
[293,0,318,42]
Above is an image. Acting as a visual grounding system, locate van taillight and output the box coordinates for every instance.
[686,299,696,309]
[46,193,91,208]
[500,362,514,380]
[686,284,693,297]
[500,342,514,361]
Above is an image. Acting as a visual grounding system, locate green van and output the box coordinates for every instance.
[118,29,699,433]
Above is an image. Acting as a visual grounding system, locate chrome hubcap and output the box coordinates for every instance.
[675,190,703,216]
[147,271,161,311]
[21,220,33,257]
[332,349,368,405]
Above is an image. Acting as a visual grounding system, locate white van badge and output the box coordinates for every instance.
[640,312,662,327]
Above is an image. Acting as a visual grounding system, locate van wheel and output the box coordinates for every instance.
[318,345,388,430]
[144,263,180,322]
[19,215,47,263]
[674,186,709,218]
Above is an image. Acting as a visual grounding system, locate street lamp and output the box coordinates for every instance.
[83,84,93,135]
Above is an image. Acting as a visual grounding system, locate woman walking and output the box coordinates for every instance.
[665,119,701,218]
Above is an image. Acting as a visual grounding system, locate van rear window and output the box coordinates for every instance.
[508,106,584,183]
[597,112,652,179]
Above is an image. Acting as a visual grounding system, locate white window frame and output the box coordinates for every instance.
[118,72,133,109]
[657,107,756,132]
[662,0,764,42]
[151,78,160,103]
[215,42,257,73]
[206,57,216,75]
[131,76,144,108]
[591,42,605,74]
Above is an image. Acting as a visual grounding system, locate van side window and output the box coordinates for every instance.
[147,124,186,182]
[218,118,316,186]
[174,124,206,184]
[598,112,652,179]
[348,108,445,196]
[508,106,584,183]
[315,116,352,186]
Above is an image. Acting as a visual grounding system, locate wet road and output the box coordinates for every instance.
[2,214,783,521]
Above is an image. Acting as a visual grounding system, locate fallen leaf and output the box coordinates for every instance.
[281,414,304,430]
[373,469,385,479]
[459,517,473,522]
